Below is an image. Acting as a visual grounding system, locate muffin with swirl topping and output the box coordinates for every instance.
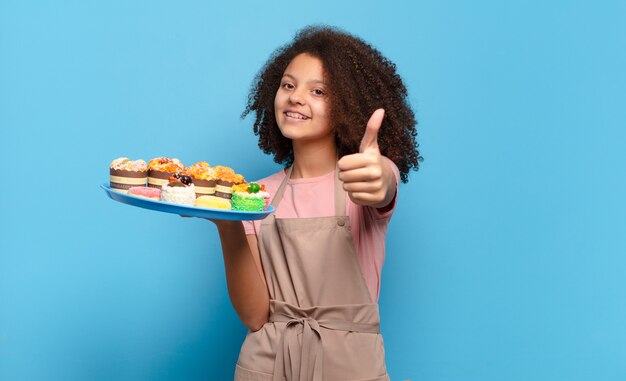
[213,166,245,202]
[147,157,185,189]
[183,161,216,198]
[109,157,148,193]
[194,166,244,210]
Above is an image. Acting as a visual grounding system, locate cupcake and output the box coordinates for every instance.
[109,157,148,193]
[231,183,270,212]
[213,166,245,200]
[148,157,185,189]
[160,173,196,205]
[183,161,216,198]
[194,166,244,210]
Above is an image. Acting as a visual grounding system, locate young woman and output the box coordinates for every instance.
[212,25,421,380]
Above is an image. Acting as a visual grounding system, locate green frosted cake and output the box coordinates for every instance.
[231,183,269,212]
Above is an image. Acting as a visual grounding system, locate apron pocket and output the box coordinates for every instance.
[234,364,283,381]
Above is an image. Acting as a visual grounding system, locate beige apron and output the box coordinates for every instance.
[234,167,389,381]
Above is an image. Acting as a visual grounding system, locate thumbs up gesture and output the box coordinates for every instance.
[337,109,396,208]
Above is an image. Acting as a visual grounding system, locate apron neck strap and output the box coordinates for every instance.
[270,166,293,209]
[269,165,346,217]
[334,167,346,217]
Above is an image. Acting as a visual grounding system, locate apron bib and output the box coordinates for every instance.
[235,167,389,381]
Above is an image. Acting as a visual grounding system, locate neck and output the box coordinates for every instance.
[290,138,337,179]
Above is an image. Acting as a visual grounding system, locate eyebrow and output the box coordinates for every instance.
[282,73,326,85]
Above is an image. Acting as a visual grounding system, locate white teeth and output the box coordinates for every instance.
[286,112,308,120]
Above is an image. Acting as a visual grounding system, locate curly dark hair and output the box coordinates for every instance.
[242,25,422,183]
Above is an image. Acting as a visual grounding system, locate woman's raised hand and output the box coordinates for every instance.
[337,109,395,208]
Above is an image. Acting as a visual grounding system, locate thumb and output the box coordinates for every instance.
[359,109,385,153]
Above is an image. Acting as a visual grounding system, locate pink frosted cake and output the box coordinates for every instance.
[109,157,148,193]
[128,186,161,200]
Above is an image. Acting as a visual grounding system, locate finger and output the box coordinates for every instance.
[359,108,385,153]
[338,167,383,183]
[337,152,379,172]
[342,180,383,193]
[347,192,382,205]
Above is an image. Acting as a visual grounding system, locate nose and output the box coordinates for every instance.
[288,88,305,105]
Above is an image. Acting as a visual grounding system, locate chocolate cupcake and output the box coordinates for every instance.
[147,157,185,189]
[109,157,148,193]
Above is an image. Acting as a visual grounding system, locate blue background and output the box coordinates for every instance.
[1,0,625,380]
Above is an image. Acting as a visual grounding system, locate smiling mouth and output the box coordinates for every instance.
[285,112,310,120]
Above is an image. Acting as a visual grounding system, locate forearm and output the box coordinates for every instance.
[214,220,269,331]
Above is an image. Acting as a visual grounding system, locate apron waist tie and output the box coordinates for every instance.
[269,300,380,381]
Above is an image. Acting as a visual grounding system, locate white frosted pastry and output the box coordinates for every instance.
[160,182,196,205]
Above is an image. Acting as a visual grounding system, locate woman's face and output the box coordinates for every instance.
[274,53,332,143]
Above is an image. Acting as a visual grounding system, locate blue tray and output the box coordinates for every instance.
[102,184,274,221]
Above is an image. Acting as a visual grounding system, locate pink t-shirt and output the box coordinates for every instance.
[243,159,400,303]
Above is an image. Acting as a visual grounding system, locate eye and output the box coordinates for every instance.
[281,82,294,90]
[312,88,325,96]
